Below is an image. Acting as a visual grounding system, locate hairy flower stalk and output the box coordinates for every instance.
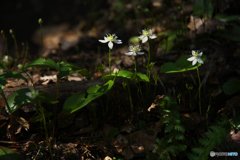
[187,50,204,115]
[99,34,122,79]
[138,29,156,78]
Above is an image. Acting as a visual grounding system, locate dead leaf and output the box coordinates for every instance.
[181,112,205,124]
[188,15,226,37]
[148,95,164,112]
[104,156,112,160]
[121,125,132,133]
[15,116,30,131]
[122,146,134,160]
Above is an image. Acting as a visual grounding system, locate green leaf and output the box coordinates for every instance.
[0,72,26,81]
[107,128,119,139]
[136,72,149,82]
[62,80,114,114]
[62,93,86,115]
[0,61,9,72]
[129,36,139,43]
[215,13,240,22]
[77,69,93,79]
[102,70,149,82]
[0,78,7,88]
[24,58,57,70]
[222,78,240,95]
[158,31,177,52]
[57,67,77,80]
[30,92,58,104]
[159,62,178,73]
[214,24,240,42]
[159,55,207,73]
[59,61,80,70]
[102,70,134,80]
[0,146,24,160]
[5,88,30,113]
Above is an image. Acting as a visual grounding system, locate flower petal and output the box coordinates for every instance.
[36,90,39,96]
[187,57,195,61]
[132,52,137,56]
[199,52,203,56]
[29,87,35,92]
[125,52,133,56]
[26,92,31,98]
[138,35,144,39]
[99,39,108,43]
[192,50,196,55]
[197,58,204,64]
[192,59,197,66]
[108,41,113,49]
[137,52,145,55]
[114,39,122,44]
[142,36,148,43]
[149,35,157,39]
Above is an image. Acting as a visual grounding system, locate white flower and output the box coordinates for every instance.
[26,87,39,99]
[99,34,122,49]
[187,50,204,66]
[125,45,144,56]
[138,29,157,43]
[2,55,14,65]
[113,68,119,74]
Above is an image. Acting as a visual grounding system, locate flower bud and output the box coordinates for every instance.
[113,68,119,74]
[3,55,14,65]
[38,18,43,24]
[18,64,23,70]
[9,29,13,34]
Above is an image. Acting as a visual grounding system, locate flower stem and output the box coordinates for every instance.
[37,98,54,160]
[134,56,137,75]
[10,30,19,60]
[196,65,201,115]
[147,41,151,78]
[126,80,133,119]
[109,48,111,80]
[39,21,43,58]
[0,88,16,142]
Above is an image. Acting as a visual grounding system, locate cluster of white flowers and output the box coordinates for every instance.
[99,29,203,66]
[99,29,157,56]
